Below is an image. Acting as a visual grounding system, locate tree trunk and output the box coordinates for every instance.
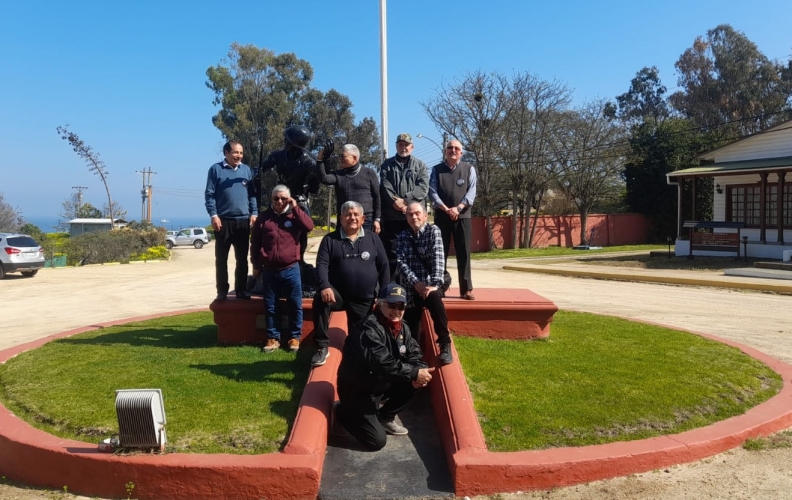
[579,209,589,246]
[486,215,495,251]
[510,191,518,250]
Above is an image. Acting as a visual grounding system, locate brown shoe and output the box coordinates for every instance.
[263,338,279,353]
[461,290,475,300]
[287,338,300,352]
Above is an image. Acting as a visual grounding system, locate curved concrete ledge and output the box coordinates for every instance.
[503,264,792,294]
[4,292,791,498]
[0,308,347,500]
[423,315,792,497]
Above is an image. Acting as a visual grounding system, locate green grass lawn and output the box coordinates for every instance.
[0,312,310,455]
[470,244,665,260]
[0,310,780,456]
[456,311,781,452]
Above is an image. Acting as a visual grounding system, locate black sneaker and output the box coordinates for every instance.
[311,347,329,367]
[438,343,453,365]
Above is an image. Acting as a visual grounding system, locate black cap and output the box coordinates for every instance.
[378,283,407,303]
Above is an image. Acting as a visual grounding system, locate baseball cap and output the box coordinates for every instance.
[378,283,407,303]
[395,133,413,144]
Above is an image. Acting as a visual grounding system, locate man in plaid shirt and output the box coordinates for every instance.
[395,201,453,365]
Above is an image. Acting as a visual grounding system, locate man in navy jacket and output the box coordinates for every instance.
[312,201,389,367]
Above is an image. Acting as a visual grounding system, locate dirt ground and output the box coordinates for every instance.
[1,244,791,499]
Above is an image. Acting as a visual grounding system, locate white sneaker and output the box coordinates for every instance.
[381,420,408,436]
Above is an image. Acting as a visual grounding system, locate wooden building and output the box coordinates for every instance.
[667,120,792,260]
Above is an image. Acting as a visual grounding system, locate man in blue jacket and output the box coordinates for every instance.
[205,140,258,301]
[312,201,389,367]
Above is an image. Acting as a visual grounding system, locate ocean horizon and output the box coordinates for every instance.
[23,215,210,233]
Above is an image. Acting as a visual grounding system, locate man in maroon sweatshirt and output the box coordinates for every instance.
[251,184,315,352]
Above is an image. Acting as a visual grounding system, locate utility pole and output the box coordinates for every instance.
[136,168,157,222]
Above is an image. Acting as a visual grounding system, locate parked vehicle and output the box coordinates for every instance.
[0,233,45,279]
[165,228,210,249]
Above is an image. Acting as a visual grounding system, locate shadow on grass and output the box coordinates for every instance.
[56,324,218,349]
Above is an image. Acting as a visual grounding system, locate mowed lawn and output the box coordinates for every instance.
[456,311,781,451]
[0,310,781,455]
[0,312,310,455]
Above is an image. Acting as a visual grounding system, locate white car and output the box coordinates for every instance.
[0,233,45,279]
[165,228,210,249]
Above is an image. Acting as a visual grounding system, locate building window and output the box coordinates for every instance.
[728,183,791,227]
[767,185,778,226]
[728,185,760,226]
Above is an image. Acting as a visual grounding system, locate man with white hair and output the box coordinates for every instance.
[395,201,453,365]
[429,138,477,300]
[311,200,389,367]
[317,142,381,233]
[250,185,315,353]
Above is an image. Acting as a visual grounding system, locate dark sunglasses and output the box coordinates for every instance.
[384,301,406,311]
[272,196,289,202]
[446,146,462,151]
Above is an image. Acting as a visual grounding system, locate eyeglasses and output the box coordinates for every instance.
[272,197,289,202]
[343,253,361,259]
[384,301,406,311]
[446,146,462,151]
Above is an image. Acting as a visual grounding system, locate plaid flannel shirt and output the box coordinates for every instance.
[395,223,445,306]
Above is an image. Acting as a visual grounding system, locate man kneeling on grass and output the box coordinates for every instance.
[332,283,434,451]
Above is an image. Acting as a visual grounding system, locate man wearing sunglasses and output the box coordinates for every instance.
[395,202,453,365]
[334,283,435,450]
[250,185,315,353]
[311,201,389,367]
[429,139,477,300]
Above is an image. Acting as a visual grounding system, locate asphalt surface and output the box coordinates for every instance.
[2,241,792,499]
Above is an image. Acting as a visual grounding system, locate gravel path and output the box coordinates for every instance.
[1,245,791,499]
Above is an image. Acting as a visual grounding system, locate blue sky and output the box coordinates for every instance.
[2,0,791,225]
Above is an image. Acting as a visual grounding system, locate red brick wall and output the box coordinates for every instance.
[467,214,649,252]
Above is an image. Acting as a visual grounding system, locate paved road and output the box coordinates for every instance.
[2,244,791,499]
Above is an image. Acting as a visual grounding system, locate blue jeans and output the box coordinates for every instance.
[262,263,303,341]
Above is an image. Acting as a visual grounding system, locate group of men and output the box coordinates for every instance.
[204,130,477,450]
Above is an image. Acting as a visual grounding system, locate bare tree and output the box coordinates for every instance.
[422,70,511,250]
[0,192,23,232]
[552,101,627,246]
[496,74,571,248]
[56,126,115,225]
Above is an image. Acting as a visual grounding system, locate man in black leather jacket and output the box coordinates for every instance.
[334,283,434,451]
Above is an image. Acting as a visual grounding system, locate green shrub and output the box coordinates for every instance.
[63,228,164,265]
[131,245,170,261]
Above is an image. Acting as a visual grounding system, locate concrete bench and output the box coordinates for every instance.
[210,288,557,346]
[209,296,314,346]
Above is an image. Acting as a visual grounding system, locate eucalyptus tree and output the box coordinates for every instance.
[670,24,792,139]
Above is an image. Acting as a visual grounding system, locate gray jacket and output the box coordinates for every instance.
[379,155,429,221]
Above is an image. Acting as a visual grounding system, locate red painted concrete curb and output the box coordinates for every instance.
[421,312,792,497]
[0,308,347,500]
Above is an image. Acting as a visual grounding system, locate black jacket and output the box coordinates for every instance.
[337,311,427,394]
[316,229,389,300]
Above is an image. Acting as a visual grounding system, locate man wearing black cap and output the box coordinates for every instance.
[379,133,429,275]
[334,283,435,451]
